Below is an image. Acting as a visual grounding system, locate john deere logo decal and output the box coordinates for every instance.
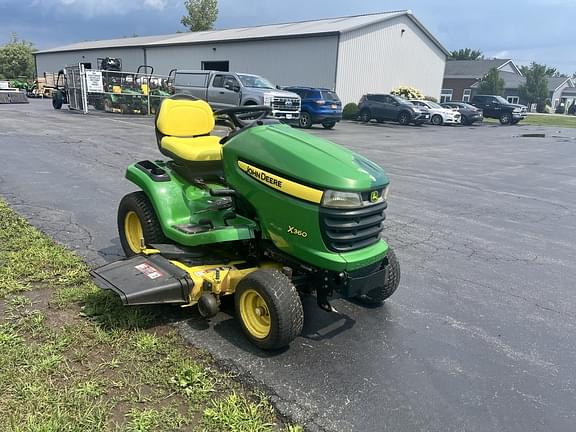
[370,191,380,203]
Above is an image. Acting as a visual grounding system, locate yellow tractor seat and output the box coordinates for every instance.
[155,97,222,164]
[160,135,222,162]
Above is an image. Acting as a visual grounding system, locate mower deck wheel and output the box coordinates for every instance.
[356,248,401,305]
[118,192,166,256]
[235,269,303,350]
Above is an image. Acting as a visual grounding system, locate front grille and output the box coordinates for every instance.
[272,97,300,112]
[319,202,387,252]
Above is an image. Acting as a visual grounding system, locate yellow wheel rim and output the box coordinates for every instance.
[124,211,144,253]
[239,289,271,339]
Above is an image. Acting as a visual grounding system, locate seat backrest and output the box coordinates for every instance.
[156,98,214,137]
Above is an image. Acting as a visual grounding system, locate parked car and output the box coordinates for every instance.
[173,70,300,120]
[470,95,527,125]
[441,101,484,125]
[410,99,461,125]
[358,94,430,125]
[283,86,342,129]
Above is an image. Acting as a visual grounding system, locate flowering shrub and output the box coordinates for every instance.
[390,86,424,100]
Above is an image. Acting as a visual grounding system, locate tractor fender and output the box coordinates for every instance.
[125,163,191,237]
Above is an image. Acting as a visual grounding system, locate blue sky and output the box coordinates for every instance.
[1,0,575,74]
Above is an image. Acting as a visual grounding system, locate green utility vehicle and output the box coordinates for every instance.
[91,95,400,350]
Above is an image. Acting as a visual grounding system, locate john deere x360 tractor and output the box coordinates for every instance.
[91,95,400,350]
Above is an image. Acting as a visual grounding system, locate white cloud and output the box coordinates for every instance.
[32,0,171,17]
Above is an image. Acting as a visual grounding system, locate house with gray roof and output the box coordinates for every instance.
[443,59,576,112]
[441,59,521,102]
[471,72,575,111]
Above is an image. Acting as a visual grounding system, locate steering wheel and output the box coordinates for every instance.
[214,105,272,128]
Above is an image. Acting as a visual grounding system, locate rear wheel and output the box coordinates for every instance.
[499,113,512,125]
[299,111,313,128]
[356,248,401,305]
[52,91,63,110]
[397,111,411,126]
[118,192,166,257]
[359,109,371,123]
[431,114,443,126]
[322,121,336,129]
[235,270,303,350]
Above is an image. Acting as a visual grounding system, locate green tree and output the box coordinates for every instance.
[520,64,564,77]
[519,62,550,112]
[478,68,504,95]
[0,34,35,79]
[181,0,218,32]
[449,48,483,60]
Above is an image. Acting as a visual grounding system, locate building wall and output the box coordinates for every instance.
[145,36,338,88]
[35,47,146,75]
[336,15,446,104]
[442,78,478,101]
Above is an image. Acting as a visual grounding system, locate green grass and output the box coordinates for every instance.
[0,200,301,431]
[484,113,576,127]
[523,113,576,128]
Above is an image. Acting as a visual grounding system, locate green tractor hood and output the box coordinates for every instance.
[226,124,389,191]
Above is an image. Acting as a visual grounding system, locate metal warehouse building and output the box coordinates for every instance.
[35,10,448,104]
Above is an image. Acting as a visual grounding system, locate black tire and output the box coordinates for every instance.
[431,114,443,126]
[357,248,401,305]
[461,116,470,126]
[376,118,384,124]
[117,192,166,257]
[499,113,512,125]
[299,111,313,129]
[322,121,336,129]
[397,111,411,126]
[235,269,303,350]
[104,98,113,112]
[359,109,371,123]
[52,91,63,110]
[511,119,520,125]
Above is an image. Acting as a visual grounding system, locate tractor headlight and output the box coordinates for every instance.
[322,190,363,208]
[382,185,390,201]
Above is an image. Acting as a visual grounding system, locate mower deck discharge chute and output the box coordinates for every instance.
[91,95,400,350]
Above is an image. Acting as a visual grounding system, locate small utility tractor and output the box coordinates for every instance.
[91,95,400,350]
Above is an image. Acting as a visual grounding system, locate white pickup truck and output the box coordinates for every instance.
[172,70,301,120]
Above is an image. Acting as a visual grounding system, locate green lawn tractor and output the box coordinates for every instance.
[91,95,400,350]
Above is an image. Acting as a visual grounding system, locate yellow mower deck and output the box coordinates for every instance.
[90,248,279,307]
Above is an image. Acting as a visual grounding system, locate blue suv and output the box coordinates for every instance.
[284,87,342,129]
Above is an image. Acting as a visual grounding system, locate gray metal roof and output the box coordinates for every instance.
[472,72,574,91]
[444,59,512,78]
[36,10,449,55]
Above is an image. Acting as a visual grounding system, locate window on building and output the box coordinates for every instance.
[462,89,471,102]
[440,89,453,103]
[507,96,519,104]
[201,61,229,72]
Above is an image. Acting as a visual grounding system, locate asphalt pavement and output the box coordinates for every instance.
[1,100,575,432]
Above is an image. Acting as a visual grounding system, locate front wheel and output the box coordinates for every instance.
[499,113,512,125]
[431,114,443,126]
[235,270,303,350]
[356,248,401,305]
[397,111,411,126]
[299,111,313,129]
[118,192,166,257]
[322,121,336,129]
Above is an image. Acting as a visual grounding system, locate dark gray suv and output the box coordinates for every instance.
[358,94,430,125]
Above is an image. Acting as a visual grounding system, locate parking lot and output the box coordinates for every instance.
[1,99,576,432]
